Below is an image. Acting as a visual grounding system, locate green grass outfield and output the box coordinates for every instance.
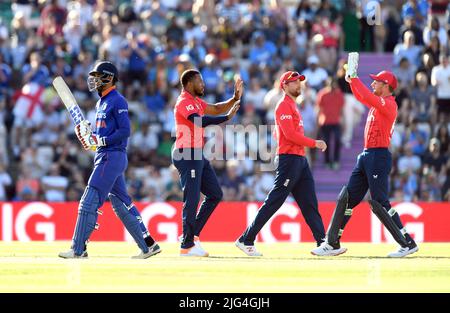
[0,242,449,293]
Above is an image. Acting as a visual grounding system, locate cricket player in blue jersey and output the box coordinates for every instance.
[59,61,161,259]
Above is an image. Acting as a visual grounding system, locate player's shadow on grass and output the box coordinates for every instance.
[338,256,450,260]
[207,256,351,261]
[208,256,450,260]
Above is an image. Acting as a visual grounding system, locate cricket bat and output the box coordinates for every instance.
[52,76,86,126]
[346,52,359,78]
[53,76,96,151]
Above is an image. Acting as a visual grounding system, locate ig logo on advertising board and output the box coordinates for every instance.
[371,202,424,243]
[125,202,179,243]
[1,203,55,241]
[247,203,301,243]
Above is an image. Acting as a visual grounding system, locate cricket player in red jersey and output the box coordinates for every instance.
[236,71,327,256]
[312,70,419,258]
[173,69,241,257]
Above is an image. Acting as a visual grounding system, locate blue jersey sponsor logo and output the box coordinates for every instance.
[96,112,107,119]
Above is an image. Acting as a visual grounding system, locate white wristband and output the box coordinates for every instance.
[97,136,106,147]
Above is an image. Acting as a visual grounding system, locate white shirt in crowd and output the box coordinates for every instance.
[423,27,448,48]
[246,87,268,110]
[130,126,159,152]
[247,173,275,201]
[41,175,69,202]
[302,67,328,89]
[0,172,12,200]
[398,155,422,174]
[263,88,283,123]
[431,64,450,99]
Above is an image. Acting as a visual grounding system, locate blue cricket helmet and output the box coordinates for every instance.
[87,61,118,92]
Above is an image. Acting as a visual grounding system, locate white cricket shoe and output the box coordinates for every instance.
[180,245,209,257]
[179,235,208,254]
[235,240,263,257]
[58,249,88,259]
[387,245,419,258]
[311,242,347,256]
[132,243,162,259]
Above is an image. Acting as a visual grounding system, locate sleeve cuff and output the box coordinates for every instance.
[306,137,316,148]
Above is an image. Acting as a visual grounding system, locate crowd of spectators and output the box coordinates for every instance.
[0,0,449,203]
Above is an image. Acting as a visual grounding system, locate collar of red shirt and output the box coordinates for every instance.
[283,93,296,106]
[181,89,198,101]
[101,86,116,98]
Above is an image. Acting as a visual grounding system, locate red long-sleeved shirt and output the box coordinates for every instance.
[349,78,397,149]
[274,95,316,156]
[174,90,208,149]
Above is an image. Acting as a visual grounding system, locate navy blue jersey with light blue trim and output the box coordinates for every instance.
[94,89,130,153]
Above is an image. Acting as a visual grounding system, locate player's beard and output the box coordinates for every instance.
[195,87,205,97]
[291,88,301,98]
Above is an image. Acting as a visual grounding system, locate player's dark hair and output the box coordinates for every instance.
[180,69,200,88]
[389,86,394,93]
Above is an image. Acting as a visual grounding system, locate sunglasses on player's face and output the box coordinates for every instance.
[288,71,300,80]
[284,72,305,84]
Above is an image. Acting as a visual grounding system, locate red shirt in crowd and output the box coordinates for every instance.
[174,90,208,149]
[312,21,339,48]
[274,94,316,156]
[316,87,344,126]
[349,78,397,149]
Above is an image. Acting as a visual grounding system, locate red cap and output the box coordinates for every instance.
[369,70,398,91]
[279,71,306,89]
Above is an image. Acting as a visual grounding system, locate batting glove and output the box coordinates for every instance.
[75,120,92,137]
[79,134,106,151]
